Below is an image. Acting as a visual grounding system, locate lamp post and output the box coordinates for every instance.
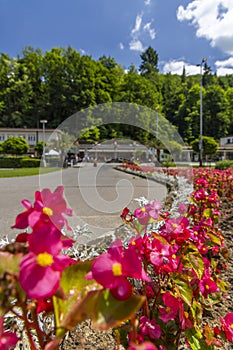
[156,106,159,139]
[40,119,47,167]
[197,58,206,167]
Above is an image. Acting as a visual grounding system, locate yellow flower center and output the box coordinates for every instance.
[37,252,53,267]
[131,241,136,246]
[43,207,53,216]
[141,207,146,212]
[172,254,176,259]
[112,263,122,276]
[231,324,233,329]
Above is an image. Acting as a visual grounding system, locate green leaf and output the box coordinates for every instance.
[185,328,214,350]
[187,252,204,280]
[92,289,145,330]
[173,274,193,306]
[53,260,144,338]
[207,233,222,246]
[0,252,22,274]
[203,208,212,219]
[53,260,94,333]
[215,276,229,293]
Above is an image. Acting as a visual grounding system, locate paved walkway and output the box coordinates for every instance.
[0,164,167,242]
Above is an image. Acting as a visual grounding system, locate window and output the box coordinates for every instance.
[28,135,36,141]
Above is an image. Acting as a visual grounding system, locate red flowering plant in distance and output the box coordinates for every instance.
[0,168,232,350]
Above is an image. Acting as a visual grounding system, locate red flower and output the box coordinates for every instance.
[0,317,18,350]
[128,341,158,350]
[139,316,161,340]
[86,239,150,300]
[19,222,74,299]
[220,313,233,342]
[12,186,72,230]
[159,292,180,322]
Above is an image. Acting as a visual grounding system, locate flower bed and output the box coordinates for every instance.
[0,168,233,349]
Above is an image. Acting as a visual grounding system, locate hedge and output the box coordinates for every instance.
[215,159,233,170]
[0,157,41,168]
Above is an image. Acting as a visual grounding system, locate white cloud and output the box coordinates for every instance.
[144,0,151,5]
[143,22,156,40]
[131,14,143,35]
[129,39,145,52]
[177,0,233,55]
[129,13,156,51]
[162,60,200,75]
[215,57,233,75]
[119,42,124,50]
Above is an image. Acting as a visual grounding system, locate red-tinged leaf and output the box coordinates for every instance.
[56,288,103,336]
[204,324,222,347]
[173,274,193,306]
[187,252,204,280]
[53,260,96,333]
[91,289,145,330]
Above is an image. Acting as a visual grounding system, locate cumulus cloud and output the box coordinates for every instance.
[129,39,145,52]
[215,57,233,75]
[162,60,200,75]
[144,0,151,5]
[177,0,233,55]
[144,22,156,39]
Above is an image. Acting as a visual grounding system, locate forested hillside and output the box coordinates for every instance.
[1,46,233,145]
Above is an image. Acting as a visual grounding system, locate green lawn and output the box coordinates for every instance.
[0,167,61,178]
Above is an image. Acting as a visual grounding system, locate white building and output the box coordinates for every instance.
[220,135,233,146]
[0,128,61,152]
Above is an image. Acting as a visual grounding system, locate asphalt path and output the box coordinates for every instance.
[0,163,167,242]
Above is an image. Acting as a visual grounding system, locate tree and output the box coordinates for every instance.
[139,47,159,76]
[2,136,29,155]
[191,136,218,159]
[34,141,44,156]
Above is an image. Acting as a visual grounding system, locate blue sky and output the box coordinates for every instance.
[1,0,233,75]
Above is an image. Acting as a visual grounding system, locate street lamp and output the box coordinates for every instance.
[197,58,206,167]
[40,119,47,167]
[156,106,159,139]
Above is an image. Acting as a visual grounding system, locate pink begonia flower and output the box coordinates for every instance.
[199,275,219,298]
[220,313,233,342]
[12,186,72,230]
[148,200,162,220]
[128,342,158,350]
[134,201,162,226]
[86,239,150,300]
[134,204,151,225]
[178,203,187,214]
[19,222,74,299]
[150,239,180,274]
[159,292,180,322]
[0,317,18,350]
[139,316,161,340]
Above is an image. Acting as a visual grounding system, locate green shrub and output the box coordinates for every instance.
[215,159,233,170]
[19,158,41,168]
[0,157,40,168]
[0,157,23,168]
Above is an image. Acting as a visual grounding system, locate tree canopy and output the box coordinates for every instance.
[0,46,233,146]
